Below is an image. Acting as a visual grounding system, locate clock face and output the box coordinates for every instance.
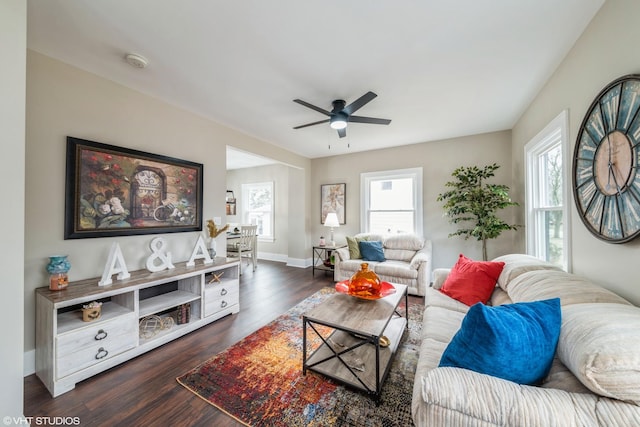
[573,75,640,243]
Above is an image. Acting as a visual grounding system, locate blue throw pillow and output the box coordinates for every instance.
[358,240,385,262]
[439,298,561,385]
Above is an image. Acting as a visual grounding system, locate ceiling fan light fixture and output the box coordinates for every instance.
[330,115,348,130]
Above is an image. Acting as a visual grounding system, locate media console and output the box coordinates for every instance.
[35,258,240,397]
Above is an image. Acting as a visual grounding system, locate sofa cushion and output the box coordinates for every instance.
[422,304,467,344]
[359,240,386,262]
[338,259,379,274]
[415,367,628,427]
[558,303,640,405]
[424,287,470,314]
[384,233,425,250]
[374,260,417,279]
[346,235,369,259]
[384,248,418,262]
[439,298,561,385]
[507,270,632,306]
[439,254,505,306]
[492,254,562,292]
[488,287,512,306]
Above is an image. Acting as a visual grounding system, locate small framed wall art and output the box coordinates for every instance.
[64,136,203,239]
[321,183,346,224]
[226,190,236,216]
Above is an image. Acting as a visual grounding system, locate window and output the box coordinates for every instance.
[241,182,274,241]
[361,168,423,235]
[525,110,570,270]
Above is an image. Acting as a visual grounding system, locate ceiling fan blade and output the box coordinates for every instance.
[293,99,332,116]
[349,115,391,125]
[293,119,330,129]
[337,128,347,138]
[343,91,377,115]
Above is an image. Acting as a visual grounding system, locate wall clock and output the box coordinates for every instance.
[573,74,640,243]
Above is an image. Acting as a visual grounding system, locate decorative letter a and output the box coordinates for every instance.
[99,242,131,286]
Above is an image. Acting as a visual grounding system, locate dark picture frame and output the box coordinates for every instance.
[321,183,346,224]
[64,136,203,239]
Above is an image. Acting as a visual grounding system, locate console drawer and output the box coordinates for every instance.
[56,313,137,378]
[204,283,239,317]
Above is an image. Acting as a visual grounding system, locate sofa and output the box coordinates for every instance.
[412,253,640,426]
[333,233,432,296]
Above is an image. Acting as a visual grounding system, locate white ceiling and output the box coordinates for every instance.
[226,147,278,170]
[27,0,604,161]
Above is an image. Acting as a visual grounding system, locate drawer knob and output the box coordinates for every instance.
[220,288,228,296]
[95,347,109,360]
[94,329,108,340]
[220,300,228,308]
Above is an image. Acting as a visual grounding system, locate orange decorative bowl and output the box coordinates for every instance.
[335,280,396,300]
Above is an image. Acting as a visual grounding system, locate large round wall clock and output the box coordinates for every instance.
[573,74,640,243]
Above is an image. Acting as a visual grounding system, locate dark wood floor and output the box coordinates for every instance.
[24,260,422,427]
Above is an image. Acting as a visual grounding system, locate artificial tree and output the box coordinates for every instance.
[437,163,519,260]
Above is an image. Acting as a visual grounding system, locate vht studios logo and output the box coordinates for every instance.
[3,416,80,426]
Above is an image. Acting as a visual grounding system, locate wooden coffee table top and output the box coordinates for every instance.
[303,284,407,337]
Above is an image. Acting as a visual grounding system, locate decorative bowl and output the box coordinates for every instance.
[335,280,396,300]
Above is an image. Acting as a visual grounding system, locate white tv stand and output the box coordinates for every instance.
[35,258,240,397]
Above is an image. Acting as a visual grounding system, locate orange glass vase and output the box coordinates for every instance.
[348,263,381,299]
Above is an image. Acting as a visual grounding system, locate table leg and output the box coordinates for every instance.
[302,316,307,375]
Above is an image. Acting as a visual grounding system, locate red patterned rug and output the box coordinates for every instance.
[177,287,423,426]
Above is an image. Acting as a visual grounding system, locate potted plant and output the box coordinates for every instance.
[437,163,519,260]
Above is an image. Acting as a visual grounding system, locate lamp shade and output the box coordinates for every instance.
[324,212,340,227]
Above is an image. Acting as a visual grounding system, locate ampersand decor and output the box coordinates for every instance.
[145,237,176,272]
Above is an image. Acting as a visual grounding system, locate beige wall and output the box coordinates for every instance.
[226,163,291,260]
[226,163,310,266]
[311,130,517,269]
[24,51,310,359]
[2,0,26,418]
[512,0,640,305]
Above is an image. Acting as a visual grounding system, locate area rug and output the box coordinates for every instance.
[177,287,423,426]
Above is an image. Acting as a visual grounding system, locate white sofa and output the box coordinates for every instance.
[413,254,640,426]
[333,233,432,296]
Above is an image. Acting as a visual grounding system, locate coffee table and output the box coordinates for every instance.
[302,283,408,401]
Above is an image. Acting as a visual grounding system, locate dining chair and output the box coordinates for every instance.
[226,225,258,275]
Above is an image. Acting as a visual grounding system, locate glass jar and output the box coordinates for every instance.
[47,255,71,291]
[348,262,381,299]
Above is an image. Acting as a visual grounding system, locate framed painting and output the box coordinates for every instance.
[64,136,203,239]
[321,183,346,224]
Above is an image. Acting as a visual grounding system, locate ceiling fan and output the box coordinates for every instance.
[293,91,391,138]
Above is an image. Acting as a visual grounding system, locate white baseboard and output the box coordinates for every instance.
[286,257,310,268]
[256,251,288,263]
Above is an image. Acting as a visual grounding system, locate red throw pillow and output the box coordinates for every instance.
[439,254,505,306]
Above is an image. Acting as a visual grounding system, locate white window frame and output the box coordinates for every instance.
[241,181,274,242]
[360,167,423,235]
[525,110,571,271]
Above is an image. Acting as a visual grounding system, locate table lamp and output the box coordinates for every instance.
[323,212,340,247]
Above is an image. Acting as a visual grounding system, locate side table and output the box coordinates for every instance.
[312,245,345,276]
